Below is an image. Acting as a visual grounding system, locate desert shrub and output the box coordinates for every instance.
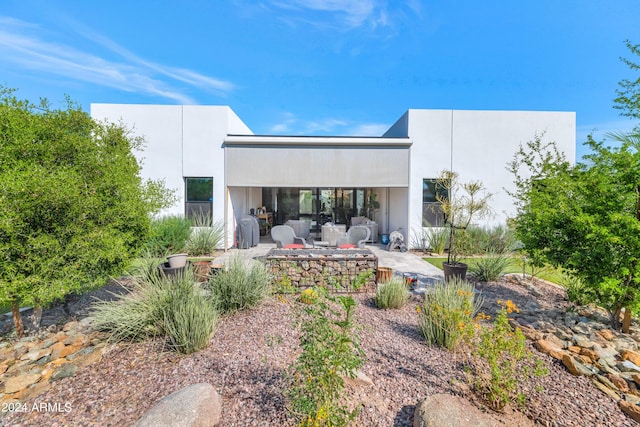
[470,300,548,411]
[287,289,364,426]
[186,213,224,256]
[208,255,271,314]
[469,251,511,282]
[411,226,448,254]
[376,277,409,309]
[562,272,593,306]
[91,268,218,354]
[145,215,192,256]
[299,288,319,305]
[418,278,483,350]
[426,227,448,254]
[91,270,183,343]
[162,278,218,354]
[465,225,516,255]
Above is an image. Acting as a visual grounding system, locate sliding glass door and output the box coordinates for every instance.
[262,187,373,232]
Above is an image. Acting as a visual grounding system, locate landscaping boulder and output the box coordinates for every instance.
[134,383,222,427]
[413,394,506,427]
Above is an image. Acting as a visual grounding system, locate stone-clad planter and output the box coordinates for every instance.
[265,248,378,292]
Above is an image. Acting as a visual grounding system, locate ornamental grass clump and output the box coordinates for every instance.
[208,254,271,314]
[91,268,218,354]
[418,278,483,350]
[287,289,364,426]
[162,277,218,354]
[186,212,224,256]
[470,300,548,411]
[375,277,410,309]
[469,250,511,282]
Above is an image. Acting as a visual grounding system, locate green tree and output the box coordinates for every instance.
[508,132,640,330]
[614,40,640,120]
[0,88,175,336]
[508,41,640,331]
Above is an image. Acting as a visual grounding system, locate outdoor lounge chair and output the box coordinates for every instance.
[336,225,371,248]
[271,225,308,248]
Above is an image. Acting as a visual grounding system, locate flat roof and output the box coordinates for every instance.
[224,135,412,147]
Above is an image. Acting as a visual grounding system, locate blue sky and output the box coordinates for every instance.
[1,1,639,159]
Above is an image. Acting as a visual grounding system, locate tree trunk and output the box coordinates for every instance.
[623,308,632,334]
[11,301,24,338]
[610,307,623,331]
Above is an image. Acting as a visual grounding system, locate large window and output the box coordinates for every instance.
[185,177,213,221]
[422,178,447,226]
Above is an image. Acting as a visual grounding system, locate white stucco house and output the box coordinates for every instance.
[90,104,576,250]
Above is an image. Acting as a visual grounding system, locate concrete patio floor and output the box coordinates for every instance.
[212,242,444,294]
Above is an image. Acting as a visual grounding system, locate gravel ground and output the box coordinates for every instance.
[2,277,636,427]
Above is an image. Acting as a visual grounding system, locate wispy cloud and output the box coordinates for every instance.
[265,0,395,31]
[268,112,387,135]
[0,16,234,103]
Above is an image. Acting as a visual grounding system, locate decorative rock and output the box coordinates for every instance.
[572,335,595,349]
[619,400,640,423]
[596,329,615,341]
[621,350,640,367]
[607,374,630,392]
[51,363,78,381]
[567,345,581,354]
[613,338,637,352]
[133,383,222,427]
[413,394,529,427]
[543,333,566,349]
[618,361,640,374]
[343,370,374,388]
[534,339,567,360]
[596,374,619,390]
[592,378,621,400]
[579,347,599,363]
[21,347,52,362]
[63,321,79,332]
[50,342,66,360]
[562,354,594,377]
[517,324,542,341]
[4,373,42,394]
[594,344,619,363]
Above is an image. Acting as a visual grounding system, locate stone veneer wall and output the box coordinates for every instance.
[265,248,378,293]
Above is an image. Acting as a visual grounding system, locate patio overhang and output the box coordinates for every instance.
[224,135,412,187]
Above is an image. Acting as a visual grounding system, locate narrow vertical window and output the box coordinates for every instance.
[185,177,213,221]
[422,178,447,226]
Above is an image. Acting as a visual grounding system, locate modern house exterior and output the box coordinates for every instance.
[90,104,576,250]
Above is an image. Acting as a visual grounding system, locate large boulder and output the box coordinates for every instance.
[134,383,222,427]
[413,394,526,427]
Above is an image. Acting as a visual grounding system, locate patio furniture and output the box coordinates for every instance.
[336,225,371,249]
[237,215,260,249]
[350,216,378,243]
[321,223,347,246]
[271,225,308,248]
[285,219,310,239]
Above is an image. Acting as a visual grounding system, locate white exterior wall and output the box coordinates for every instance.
[90,103,252,249]
[396,109,575,248]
